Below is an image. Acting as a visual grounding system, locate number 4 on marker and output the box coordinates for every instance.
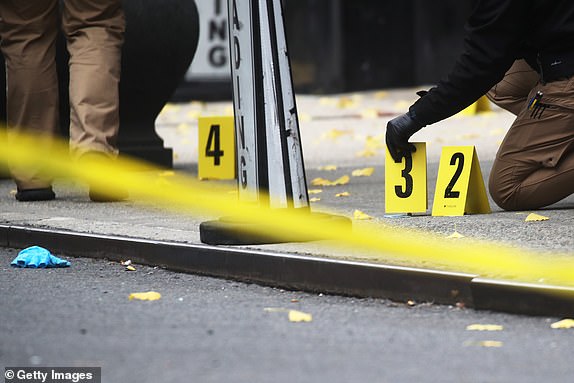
[198,116,236,180]
[432,146,490,216]
[385,142,427,214]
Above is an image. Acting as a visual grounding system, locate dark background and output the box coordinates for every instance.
[179,0,475,99]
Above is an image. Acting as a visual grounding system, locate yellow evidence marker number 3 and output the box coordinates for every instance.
[432,146,490,216]
[385,142,427,214]
[198,116,236,180]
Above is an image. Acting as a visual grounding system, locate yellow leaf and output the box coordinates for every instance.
[126,265,136,271]
[360,109,379,119]
[318,165,338,171]
[158,171,175,177]
[525,213,549,222]
[374,91,389,99]
[310,198,321,202]
[448,231,465,239]
[466,324,504,331]
[311,178,331,186]
[336,192,350,197]
[186,110,202,120]
[319,97,336,106]
[478,341,503,348]
[337,97,358,109]
[308,189,323,195]
[353,210,373,220]
[356,149,378,158]
[352,167,375,177]
[365,135,386,150]
[333,175,350,186]
[288,310,313,322]
[129,291,161,301]
[551,319,574,329]
[321,129,351,140]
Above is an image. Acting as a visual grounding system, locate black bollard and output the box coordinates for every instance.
[118,0,199,167]
[1,0,199,175]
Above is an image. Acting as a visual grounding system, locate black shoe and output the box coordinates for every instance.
[15,187,56,201]
[89,187,128,203]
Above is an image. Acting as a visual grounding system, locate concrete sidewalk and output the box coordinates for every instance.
[1,88,573,315]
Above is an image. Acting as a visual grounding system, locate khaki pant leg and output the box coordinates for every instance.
[489,77,574,210]
[62,0,125,158]
[0,0,59,189]
[486,59,540,116]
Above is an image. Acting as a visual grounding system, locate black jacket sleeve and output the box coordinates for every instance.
[409,0,530,126]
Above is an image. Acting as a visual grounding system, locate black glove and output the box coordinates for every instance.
[385,112,424,163]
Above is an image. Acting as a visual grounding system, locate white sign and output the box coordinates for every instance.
[228,0,309,209]
[186,0,231,81]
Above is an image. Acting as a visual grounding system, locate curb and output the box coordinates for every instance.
[1,224,573,317]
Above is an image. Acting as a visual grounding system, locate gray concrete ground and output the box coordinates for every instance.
[1,89,572,266]
[1,89,573,382]
[1,247,573,383]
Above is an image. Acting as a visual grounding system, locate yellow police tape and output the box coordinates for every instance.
[1,129,573,289]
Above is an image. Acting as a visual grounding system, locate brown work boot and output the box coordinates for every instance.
[79,151,129,203]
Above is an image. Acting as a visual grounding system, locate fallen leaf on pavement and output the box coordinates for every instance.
[288,310,313,323]
[360,109,379,119]
[352,167,375,177]
[308,189,323,195]
[525,213,549,222]
[126,265,136,272]
[311,176,350,187]
[310,198,321,202]
[321,129,352,140]
[478,341,503,348]
[356,149,378,158]
[129,291,161,301]
[447,231,465,239]
[336,192,350,197]
[551,319,574,329]
[353,210,373,220]
[318,165,338,171]
[466,324,504,331]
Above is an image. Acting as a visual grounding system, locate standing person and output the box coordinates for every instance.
[0,0,126,202]
[385,0,574,211]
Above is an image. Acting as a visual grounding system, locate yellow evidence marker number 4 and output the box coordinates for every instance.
[432,146,490,216]
[198,116,236,180]
[385,142,427,214]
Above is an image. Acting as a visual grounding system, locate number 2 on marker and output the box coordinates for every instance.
[444,152,464,198]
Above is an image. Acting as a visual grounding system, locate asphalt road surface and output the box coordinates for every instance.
[1,247,573,383]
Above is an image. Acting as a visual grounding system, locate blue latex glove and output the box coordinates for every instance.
[11,246,70,268]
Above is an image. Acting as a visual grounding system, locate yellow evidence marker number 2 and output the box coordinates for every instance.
[432,146,490,216]
[385,142,427,214]
[198,116,236,180]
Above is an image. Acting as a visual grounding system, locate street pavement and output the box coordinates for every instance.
[0,88,573,381]
[1,247,573,383]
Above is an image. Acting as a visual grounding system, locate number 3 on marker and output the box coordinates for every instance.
[385,142,427,214]
[395,153,414,198]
